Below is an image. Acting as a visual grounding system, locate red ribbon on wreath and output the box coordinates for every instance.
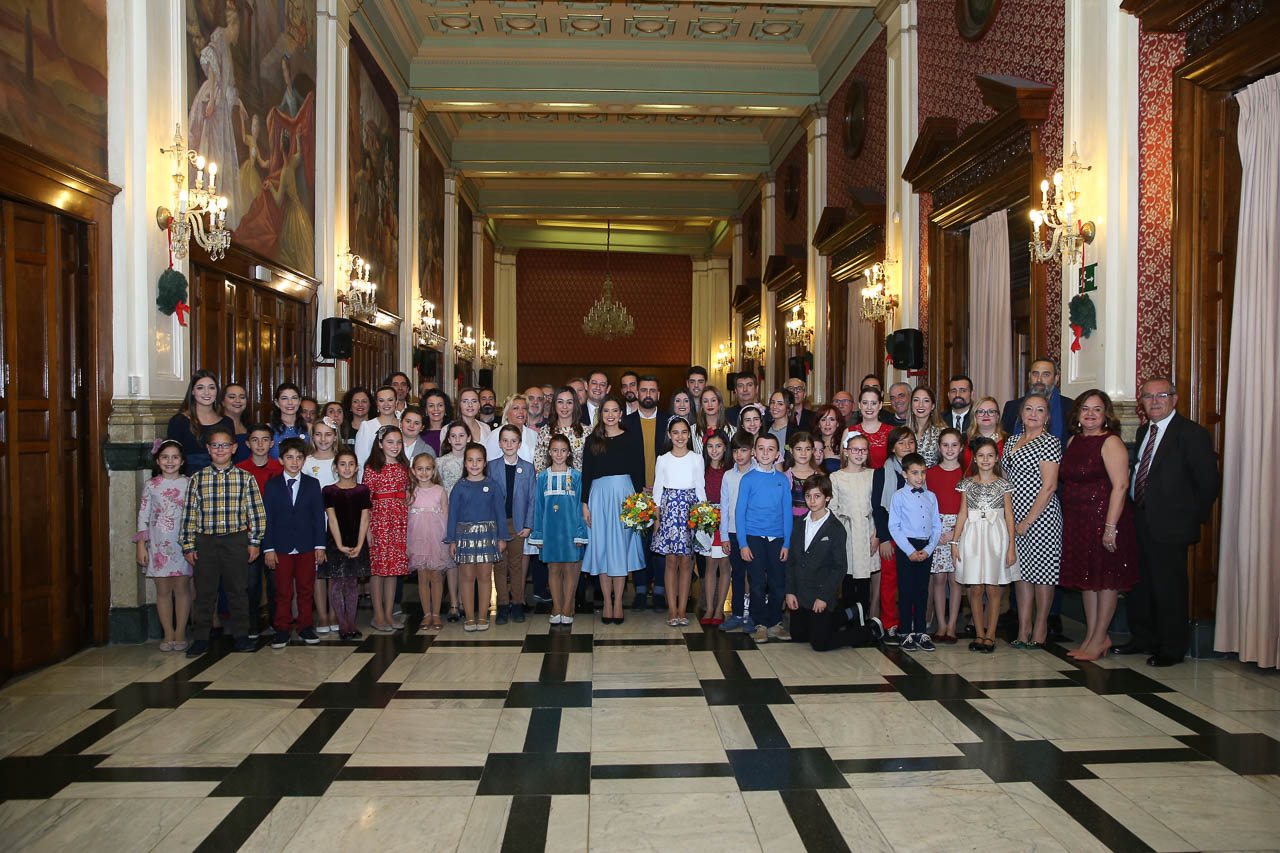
[175,300,191,327]
[1070,323,1084,353]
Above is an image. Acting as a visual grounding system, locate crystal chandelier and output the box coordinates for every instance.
[860,262,899,322]
[155,123,231,261]
[742,328,764,362]
[455,321,476,360]
[338,250,376,323]
[582,221,635,341]
[414,299,444,349]
[1030,141,1096,266]
[784,305,811,347]
[481,336,499,367]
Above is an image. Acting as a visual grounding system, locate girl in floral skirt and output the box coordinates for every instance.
[652,416,706,626]
[134,439,191,651]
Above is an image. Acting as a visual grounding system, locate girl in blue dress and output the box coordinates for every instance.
[530,434,590,624]
[581,396,646,624]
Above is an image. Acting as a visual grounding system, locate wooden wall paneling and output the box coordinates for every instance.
[0,137,119,675]
[1122,0,1280,620]
[350,320,397,395]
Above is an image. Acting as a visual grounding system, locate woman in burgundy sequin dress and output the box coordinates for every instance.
[1059,390,1138,661]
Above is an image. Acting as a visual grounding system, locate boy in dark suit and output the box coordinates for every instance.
[262,438,328,649]
[785,474,884,651]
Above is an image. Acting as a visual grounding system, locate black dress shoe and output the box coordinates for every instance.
[1147,654,1183,668]
[1110,642,1148,656]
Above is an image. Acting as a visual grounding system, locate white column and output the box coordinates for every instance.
[312,0,342,401]
[332,4,352,394]
[493,249,518,398]
[707,257,732,389]
[472,215,486,386]
[108,0,189,402]
[805,105,830,403]
[1062,0,1139,402]
[398,98,419,380]
[759,173,777,392]
[730,218,744,379]
[881,0,920,384]
[443,169,459,385]
[691,257,711,368]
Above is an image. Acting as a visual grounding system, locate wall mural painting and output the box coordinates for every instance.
[186,0,317,276]
[348,33,398,314]
[418,141,444,313]
[0,0,108,176]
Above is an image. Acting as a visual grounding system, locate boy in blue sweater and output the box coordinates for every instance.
[735,433,792,643]
[888,453,942,652]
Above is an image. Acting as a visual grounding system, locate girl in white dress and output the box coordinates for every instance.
[951,437,1019,653]
[829,432,878,614]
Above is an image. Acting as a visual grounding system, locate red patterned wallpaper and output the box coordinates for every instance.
[776,138,808,256]
[916,0,1066,359]
[517,249,692,365]
[1136,25,1183,387]
[828,30,887,200]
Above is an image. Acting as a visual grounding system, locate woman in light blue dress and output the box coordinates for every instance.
[580,396,646,623]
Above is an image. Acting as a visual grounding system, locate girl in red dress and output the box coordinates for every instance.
[927,429,966,642]
[362,425,412,632]
[850,387,891,469]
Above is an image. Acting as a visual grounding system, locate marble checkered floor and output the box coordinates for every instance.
[2,609,1280,852]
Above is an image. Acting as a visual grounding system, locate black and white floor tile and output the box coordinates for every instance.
[2,607,1280,852]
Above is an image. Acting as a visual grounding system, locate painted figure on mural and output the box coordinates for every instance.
[186,0,317,274]
[348,40,400,309]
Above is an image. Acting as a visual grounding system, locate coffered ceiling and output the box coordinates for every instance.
[355,0,882,254]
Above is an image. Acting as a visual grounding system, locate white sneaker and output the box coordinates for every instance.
[549,614,563,625]
[329,624,339,633]
[315,625,330,634]
[562,615,574,624]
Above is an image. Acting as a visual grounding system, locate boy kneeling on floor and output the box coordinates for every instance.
[785,474,884,651]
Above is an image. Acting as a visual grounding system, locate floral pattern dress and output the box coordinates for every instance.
[134,475,191,578]
[363,463,411,577]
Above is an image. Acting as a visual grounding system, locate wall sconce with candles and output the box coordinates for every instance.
[784,305,812,347]
[1029,142,1096,266]
[742,327,764,362]
[414,298,445,349]
[480,336,499,367]
[338,249,377,323]
[714,339,734,371]
[455,321,476,361]
[860,262,899,323]
[155,123,231,261]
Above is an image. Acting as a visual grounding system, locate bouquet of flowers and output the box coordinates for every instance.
[620,492,658,532]
[687,501,721,551]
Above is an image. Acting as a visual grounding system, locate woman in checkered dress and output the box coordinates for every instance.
[1001,393,1063,648]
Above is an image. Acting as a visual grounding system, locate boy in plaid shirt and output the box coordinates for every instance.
[181,426,266,657]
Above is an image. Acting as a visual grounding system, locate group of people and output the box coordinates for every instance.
[134,358,1219,667]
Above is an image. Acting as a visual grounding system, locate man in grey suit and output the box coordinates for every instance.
[1113,378,1220,666]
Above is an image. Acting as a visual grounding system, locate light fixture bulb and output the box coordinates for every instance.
[1053,170,1063,186]
[207,162,217,176]
[1040,179,1049,193]
[195,155,206,170]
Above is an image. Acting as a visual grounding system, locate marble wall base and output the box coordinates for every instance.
[107,398,179,633]
[108,604,162,644]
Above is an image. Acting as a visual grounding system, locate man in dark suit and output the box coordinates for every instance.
[785,378,817,433]
[627,374,671,610]
[581,371,610,426]
[785,475,883,650]
[261,438,328,648]
[942,374,975,433]
[725,373,760,427]
[880,382,911,427]
[1001,359,1077,446]
[1114,378,1220,667]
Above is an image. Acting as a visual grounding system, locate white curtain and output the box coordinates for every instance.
[968,209,1015,406]
[847,311,878,391]
[1215,71,1280,669]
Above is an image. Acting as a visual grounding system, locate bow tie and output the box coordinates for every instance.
[911,487,924,494]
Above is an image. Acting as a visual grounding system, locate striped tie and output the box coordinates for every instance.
[1134,424,1158,505]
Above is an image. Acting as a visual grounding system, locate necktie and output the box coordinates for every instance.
[288,477,297,505]
[1134,424,1158,505]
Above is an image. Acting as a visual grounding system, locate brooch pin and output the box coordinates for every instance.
[483,486,490,492]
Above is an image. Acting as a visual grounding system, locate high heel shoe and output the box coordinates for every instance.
[1073,646,1110,662]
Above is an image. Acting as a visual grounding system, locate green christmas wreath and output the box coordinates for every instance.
[1068,293,1097,353]
[156,268,191,326]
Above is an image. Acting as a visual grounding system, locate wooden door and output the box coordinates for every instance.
[0,199,93,675]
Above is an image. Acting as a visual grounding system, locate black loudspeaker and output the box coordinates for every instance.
[885,328,925,370]
[478,368,494,389]
[320,317,353,359]
[787,352,813,381]
[414,347,439,379]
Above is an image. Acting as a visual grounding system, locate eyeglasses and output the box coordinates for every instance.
[207,442,234,450]
[975,408,999,416]
[1141,392,1173,401]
